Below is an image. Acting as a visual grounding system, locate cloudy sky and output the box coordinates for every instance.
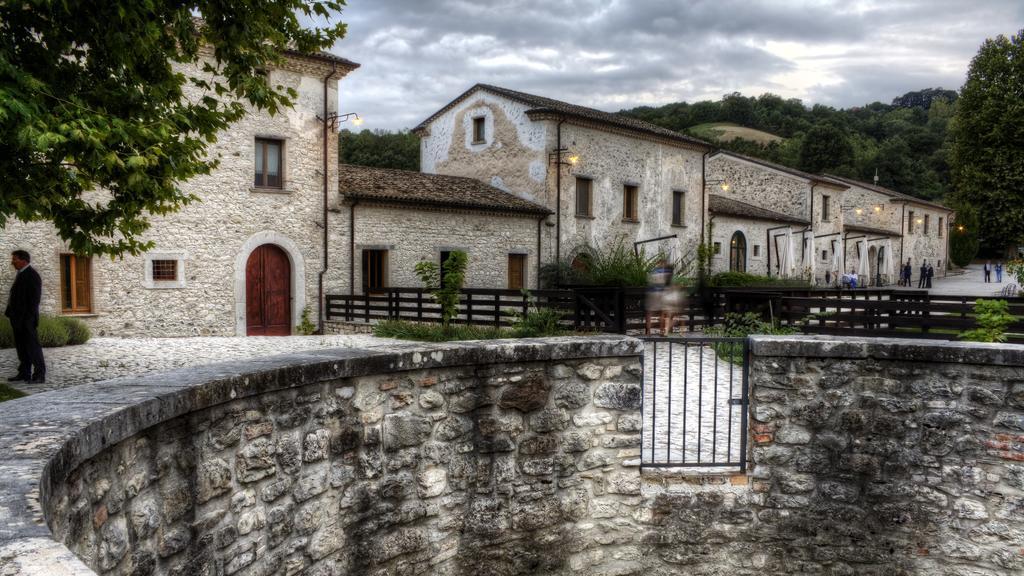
[325,0,1023,131]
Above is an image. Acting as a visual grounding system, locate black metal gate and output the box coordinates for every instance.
[640,336,750,470]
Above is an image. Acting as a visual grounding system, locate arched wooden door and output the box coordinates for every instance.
[246,244,291,336]
[729,231,747,273]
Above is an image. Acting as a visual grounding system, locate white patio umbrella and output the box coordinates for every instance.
[830,239,841,282]
[786,229,797,277]
[807,235,816,283]
[883,238,895,284]
[857,241,869,278]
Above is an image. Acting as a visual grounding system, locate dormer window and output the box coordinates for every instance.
[472,117,486,144]
[254,138,283,188]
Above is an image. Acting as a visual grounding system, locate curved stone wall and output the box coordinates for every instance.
[1,336,1023,576]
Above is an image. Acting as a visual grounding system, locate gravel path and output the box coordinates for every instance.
[641,340,746,467]
[1,335,396,395]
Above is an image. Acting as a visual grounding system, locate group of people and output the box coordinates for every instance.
[983,261,1004,283]
[898,259,935,289]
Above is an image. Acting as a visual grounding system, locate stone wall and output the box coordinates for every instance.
[324,203,542,294]
[0,55,349,337]
[3,336,1024,576]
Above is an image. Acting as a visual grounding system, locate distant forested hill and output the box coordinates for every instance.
[621,89,957,201]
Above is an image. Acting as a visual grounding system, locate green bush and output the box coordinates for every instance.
[705,312,796,363]
[507,291,569,338]
[37,316,70,347]
[707,271,811,288]
[0,317,12,349]
[295,305,317,335]
[59,316,91,345]
[415,251,469,327]
[0,315,92,348]
[960,299,1016,343]
[373,319,509,342]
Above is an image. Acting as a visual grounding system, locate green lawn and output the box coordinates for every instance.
[0,383,26,403]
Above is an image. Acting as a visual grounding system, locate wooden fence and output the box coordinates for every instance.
[326,288,575,328]
[326,286,1024,342]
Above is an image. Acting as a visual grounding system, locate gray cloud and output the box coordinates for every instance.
[329,0,1023,130]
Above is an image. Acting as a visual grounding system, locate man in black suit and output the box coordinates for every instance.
[5,250,45,383]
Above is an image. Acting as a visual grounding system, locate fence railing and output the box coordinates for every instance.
[778,293,1024,342]
[641,336,750,470]
[325,288,575,328]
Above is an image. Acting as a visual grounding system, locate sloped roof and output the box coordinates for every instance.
[285,50,360,70]
[844,224,900,237]
[339,164,551,216]
[709,194,810,225]
[413,84,712,150]
[711,151,847,188]
[823,174,951,212]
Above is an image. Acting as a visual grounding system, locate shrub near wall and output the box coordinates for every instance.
[0,315,90,348]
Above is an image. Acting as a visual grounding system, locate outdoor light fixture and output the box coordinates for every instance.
[874,205,882,213]
[707,179,730,192]
[916,218,924,224]
[958,225,965,232]
[318,111,362,130]
[855,208,864,215]
[549,147,579,167]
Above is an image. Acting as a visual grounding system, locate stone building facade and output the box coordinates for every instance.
[328,165,550,294]
[415,84,713,273]
[0,51,359,337]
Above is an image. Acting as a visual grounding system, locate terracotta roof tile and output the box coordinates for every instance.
[339,164,551,216]
[415,84,712,150]
[709,194,810,225]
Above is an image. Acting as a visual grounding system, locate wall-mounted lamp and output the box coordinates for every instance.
[873,205,882,213]
[706,179,730,192]
[957,224,966,232]
[916,218,924,225]
[549,147,578,167]
[318,112,362,130]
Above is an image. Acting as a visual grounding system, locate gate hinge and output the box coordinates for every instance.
[728,398,748,406]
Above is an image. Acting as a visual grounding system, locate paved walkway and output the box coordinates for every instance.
[924,263,1018,297]
[1,335,396,395]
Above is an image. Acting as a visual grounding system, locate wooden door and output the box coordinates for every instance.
[246,244,291,336]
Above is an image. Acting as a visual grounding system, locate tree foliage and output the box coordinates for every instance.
[950,30,1024,254]
[621,87,958,201]
[0,2,347,256]
[414,251,468,328]
[948,202,980,267]
[340,129,420,171]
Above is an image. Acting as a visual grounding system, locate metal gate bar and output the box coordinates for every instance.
[640,336,750,470]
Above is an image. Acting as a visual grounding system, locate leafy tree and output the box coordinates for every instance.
[798,124,854,174]
[340,129,419,171]
[949,202,981,267]
[0,2,347,256]
[959,299,1016,343]
[414,251,468,328]
[950,30,1024,254]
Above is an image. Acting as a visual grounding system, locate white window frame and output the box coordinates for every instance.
[143,251,187,289]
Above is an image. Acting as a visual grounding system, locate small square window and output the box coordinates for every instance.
[713,242,722,255]
[576,178,592,217]
[753,245,761,257]
[623,184,639,222]
[472,117,486,144]
[255,138,283,188]
[151,259,178,282]
[672,191,685,226]
[822,250,828,261]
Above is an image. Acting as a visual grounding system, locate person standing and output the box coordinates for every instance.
[996,262,1003,283]
[5,250,45,383]
[926,263,934,289]
[903,259,912,286]
[984,261,992,283]
[918,260,928,289]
